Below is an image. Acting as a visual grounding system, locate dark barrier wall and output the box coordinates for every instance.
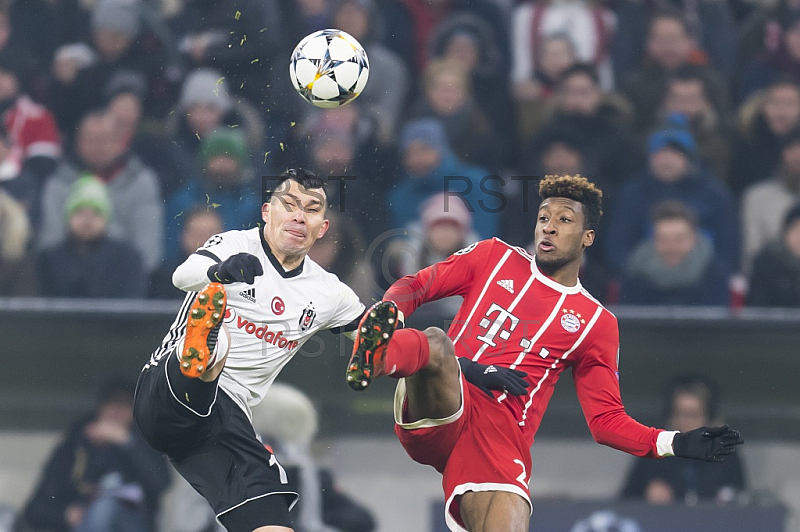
[0,299,798,440]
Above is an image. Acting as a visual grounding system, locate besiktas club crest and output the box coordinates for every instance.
[299,303,316,332]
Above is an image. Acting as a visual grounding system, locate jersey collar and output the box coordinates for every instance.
[260,227,304,278]
[530,257,582,294]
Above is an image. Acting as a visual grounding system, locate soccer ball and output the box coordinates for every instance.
[289,29,370,108]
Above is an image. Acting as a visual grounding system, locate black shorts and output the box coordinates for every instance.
[133,351,298,530]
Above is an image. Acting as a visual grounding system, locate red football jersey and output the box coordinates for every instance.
[385,238,664,458]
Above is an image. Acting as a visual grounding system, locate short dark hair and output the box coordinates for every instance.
[663,373,720,422]
[266,168,327,204]
[651,200,698,230]
[538,174,603,231]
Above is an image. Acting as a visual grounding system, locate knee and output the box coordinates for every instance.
[422,327,455,371]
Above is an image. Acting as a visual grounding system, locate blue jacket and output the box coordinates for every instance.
[605,170,740,274]
[165,178,261,261]
[388,154,498,239]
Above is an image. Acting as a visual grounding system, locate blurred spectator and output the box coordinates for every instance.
[307,210,376,302]
[15,377,170,532]
[378,0,508,76]
[281,0,334,46]
[413,58,503,171]
[163,69,266,195]
[0,3,45,99]
[611,0,737,84]
[333,0,409,144]
[659,66,731,179]
[389,118,497,239]
[168,0,286,118]
[38,112,164,273]
[621,374,746,505]
[513,33,577,142]
[164,129,260,261]
[308,127,388,242]
[251,383,377,532]
[740,11,800,102]
[389,192,478,316]
[730,80,800,197]
[0,50,62,219]
[619,200,729,305]
[149,208,223,299]
[0,188,36,296]
[605,115,739,277]
[747,203,800,307]
[428,12,511,142]
[38,175,147,298]
[50,0,168,137]
[9,0,91,78]
[621,10,728,137]
[511,0,615,97]
[741,129,800,274]
[524,63,640,199]
[103,69,184,201]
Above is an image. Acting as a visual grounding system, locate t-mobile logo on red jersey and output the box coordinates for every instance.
[476,303,520,348]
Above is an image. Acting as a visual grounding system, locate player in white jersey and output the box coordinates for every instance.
[133,169,365,532]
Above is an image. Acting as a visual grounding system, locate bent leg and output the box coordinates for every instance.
[459,491,531,532]
[404,327,462,422]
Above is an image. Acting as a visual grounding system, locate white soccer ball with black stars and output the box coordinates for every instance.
[289,29,370,108]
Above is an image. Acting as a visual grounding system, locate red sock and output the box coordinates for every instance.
[382,328,430,378]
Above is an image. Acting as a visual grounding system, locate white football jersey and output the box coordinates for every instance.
[148,227,365,418]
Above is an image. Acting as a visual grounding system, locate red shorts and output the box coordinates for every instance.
[393,373,532,531]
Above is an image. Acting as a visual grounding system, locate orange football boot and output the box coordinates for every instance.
[346,300,398,390]
[180,282,227,378]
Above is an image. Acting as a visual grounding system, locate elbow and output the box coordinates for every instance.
[172,263,199,291]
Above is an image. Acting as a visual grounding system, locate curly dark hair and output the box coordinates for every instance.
[538,174,603,230]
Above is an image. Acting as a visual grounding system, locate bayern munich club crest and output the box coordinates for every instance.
[299,303,316,332]
[271,296,285,315]
[560,308,583,333]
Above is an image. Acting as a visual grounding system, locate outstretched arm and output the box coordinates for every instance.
[574,314,743,460]
[384,239,496,318]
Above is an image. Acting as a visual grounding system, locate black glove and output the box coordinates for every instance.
[459,358,529,398]
[672,425,744,462]
[207,253,264,284]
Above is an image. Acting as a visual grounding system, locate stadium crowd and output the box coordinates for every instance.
[0,0,798,308]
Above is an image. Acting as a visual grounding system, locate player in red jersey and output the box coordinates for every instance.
[346,174,744,532]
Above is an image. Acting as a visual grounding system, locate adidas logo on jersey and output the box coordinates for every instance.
[497,279,514,294]
[239,288,256,303]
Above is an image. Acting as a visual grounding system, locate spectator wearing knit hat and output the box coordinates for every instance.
[163,69,267,195]
[605,114,739,280]
[747,203,800,307]
[164,129,260,262]
[38,112,164,273]
[38,175,147,298]
[388,192,479,317]
[389,118,497,239]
